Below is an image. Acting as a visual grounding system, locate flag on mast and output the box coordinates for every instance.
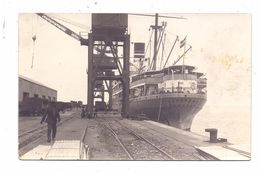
[180,36,187,48]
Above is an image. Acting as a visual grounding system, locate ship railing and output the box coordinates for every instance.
[158,87,206,95]
[162,74,197,80]
[130,93,206,102]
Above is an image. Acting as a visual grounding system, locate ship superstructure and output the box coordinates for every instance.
[112,65,206,130]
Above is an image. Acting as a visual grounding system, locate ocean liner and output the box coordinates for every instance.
[112,14,207,131]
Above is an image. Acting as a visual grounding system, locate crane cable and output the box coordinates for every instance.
[31,15,37,69]
[49,14,90,30]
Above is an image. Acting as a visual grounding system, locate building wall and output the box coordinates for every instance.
[19,77,57,102]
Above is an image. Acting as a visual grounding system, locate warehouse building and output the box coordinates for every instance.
[19,75,57,102]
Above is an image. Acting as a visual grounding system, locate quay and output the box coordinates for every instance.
[19,110,250,160]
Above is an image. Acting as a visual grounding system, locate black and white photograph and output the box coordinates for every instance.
[18,13,251,160]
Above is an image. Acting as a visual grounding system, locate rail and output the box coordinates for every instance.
[130,92,206,102]
[132,121,213,160]
[115,120,176,160]
[96,118,176,160]
[79,124,89,160]
[106,123,134,160]
[19,115,76,150]
[19,116,74,138]
[95,119,134,160]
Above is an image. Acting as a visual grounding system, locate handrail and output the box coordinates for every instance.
[79,124,88,160]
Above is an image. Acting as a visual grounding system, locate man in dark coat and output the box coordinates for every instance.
[81,106,85,118]
[41,102,61,142]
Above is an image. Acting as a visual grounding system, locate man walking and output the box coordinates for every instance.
[41,102,61,142]
[81,106,85,118]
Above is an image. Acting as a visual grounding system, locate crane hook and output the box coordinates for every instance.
[32,35,36,42]
[31,34,37,69]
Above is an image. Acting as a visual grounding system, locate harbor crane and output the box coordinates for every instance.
[36,13,130,118]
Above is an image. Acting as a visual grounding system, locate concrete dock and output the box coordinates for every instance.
[19,110,250,160]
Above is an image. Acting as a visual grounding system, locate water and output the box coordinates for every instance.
[191,57,251,145]
[191,105,251,145]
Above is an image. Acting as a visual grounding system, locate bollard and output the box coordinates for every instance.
[205,128,218,143]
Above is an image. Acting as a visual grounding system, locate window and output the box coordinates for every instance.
[23,92,29,100]
[42,95,46,99]
[53,97,56,101]
[34,94,38,98]
[48,96,51,101]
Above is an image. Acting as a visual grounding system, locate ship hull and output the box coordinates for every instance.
[113,93,206,130]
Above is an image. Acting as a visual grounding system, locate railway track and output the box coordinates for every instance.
[105,123,134,160]
[96,118,176,160]
[124,120,211,160]
[114,120,176,160]
[19,116,75,150]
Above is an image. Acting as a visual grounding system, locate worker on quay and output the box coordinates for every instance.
[40,101,61,142]
[81,106,86,118]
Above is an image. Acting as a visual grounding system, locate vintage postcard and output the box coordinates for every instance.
[18,13,251,161]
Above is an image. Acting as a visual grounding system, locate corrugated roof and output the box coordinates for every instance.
[19,75,57,92]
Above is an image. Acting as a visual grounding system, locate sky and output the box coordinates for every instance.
[19,13,251,105]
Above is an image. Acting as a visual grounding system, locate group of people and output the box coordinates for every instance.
[40,101,61,143]
[81,106,93,118]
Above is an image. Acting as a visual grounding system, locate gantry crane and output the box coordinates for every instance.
[36,13,130,118]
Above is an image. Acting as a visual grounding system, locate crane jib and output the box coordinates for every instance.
[36,13,88,46]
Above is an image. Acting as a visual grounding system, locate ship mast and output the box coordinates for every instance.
[152,13,159,70]
[147,13,186,71]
